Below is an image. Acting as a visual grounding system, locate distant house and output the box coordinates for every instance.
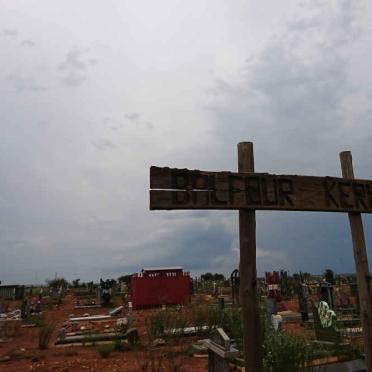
[131,267,191,309]
[0,285,25,300]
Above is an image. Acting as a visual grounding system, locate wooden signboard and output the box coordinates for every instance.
[149,143,372,372]
[150,167,372,213]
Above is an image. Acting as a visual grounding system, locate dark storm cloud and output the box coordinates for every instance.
[1,0,371,284]
[98,217,236,276]
[203,0,372,274]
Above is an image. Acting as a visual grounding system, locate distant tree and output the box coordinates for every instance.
[72,279,80,288]
[213,273,225,281]
[201,273,225,281]
[117,275,131,284]
[324,269,335,284]
[47,278,68,289]
[201,273,213,281]
[301,272,311,283]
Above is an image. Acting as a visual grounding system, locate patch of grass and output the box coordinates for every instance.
[112,338,123,351]
[263,330,311,372]
[166,350,183,372]
[135,349,163,372]
[145,304,224,342]
[96,344,114,358]
[38,321,55,350]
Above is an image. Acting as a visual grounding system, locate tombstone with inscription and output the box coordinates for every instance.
[205,328,239,372]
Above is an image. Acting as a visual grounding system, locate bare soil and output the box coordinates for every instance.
[0,295,208,371]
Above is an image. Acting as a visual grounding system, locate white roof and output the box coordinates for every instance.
[142,266,183,272]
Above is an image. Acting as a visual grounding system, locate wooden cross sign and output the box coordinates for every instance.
[149,142,372,372]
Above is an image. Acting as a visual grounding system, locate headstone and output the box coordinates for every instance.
[320,283,335,310]
[21,299,29,319]
[350,283,360,314]
[313,301,340,343]
[120,282,127,293]
[230,269,240,305]
[218,296,225,314]
[35,300,42,314]
[297,281,309,322]
[265,271,280,299]
[128,301,133,328]
[205,328,239,372]
[58,327,66,341]
[271,314,282,331]
[265,298,277,316]
[125,327,139,346]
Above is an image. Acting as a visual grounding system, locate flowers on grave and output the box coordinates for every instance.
[316,301,337,328]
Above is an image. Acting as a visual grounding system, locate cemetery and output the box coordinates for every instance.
[0,143,371,371]
[0,267,368,371]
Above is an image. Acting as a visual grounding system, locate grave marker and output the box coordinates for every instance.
[205,328,239,372]
[150,142,372,372]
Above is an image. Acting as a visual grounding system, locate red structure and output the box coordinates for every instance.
[265,271,280,299]
[131,267,191,309]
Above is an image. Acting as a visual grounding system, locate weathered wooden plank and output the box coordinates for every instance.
[340,151,372,372]
[150,167,372,212]
[237,142,263,372]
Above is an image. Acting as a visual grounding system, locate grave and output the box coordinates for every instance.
[109,305,123,316]
[295,275,310,322]
[204,328,239,372]
[230,269,240,306]
[320,283,335,310]
[150,143,372,371]
[128,301,133,328]
[0,319,21,339]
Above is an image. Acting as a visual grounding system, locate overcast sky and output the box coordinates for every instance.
[1,0,372,284]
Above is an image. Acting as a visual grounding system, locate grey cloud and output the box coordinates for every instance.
[102,117,122,131]
[125,112,141,121]
[200,0,372,274]
[93,138,115,151]
[205,0,365,175]
[59,48,95,87]
[3,29,17,38]
[63,74,86,87]
[59,50,87,71]
[20,40,36,47]
[8,75,47,93]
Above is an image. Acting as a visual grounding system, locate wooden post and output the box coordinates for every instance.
[238,142,263,372]
[340,151,372,371]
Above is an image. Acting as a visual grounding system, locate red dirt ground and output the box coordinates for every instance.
[0,295,208,371]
